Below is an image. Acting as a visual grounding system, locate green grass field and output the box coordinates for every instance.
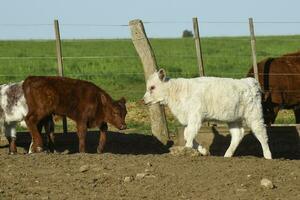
[0,35,299,132]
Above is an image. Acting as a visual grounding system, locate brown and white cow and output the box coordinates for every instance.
[22,76,127,153]
[247,51,300,125]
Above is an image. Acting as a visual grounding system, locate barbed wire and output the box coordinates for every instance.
[1,21,300,27]
[2,54,300,60]
[1,71,300,76]
[0,56,57,60]
[0,24,52,26]
[61,23,129,27]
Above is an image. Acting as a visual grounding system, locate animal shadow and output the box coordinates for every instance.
[210,125,300,160]
[15,131,170,155]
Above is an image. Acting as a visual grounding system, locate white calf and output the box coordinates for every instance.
[143,69,272,159]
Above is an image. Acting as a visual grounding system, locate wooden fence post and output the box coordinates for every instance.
[54,19,68,134]
[54,20,64,77]
[129,19,169,144]
[193,17,205,76]
[249,18,259,81]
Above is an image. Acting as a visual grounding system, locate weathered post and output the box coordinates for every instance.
[193,17,211,127]
[54,20,64,77]
[193,17,205,76]
[54,19,68,134]
[129,19,169,144]
[249,18,259,81]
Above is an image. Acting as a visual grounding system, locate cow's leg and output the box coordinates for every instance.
[5,123,17,154]
[224,122,245,158]
[184,119,208,156]
[25,113,44,153]
[0,118,8,146]
[248,120,272,159]
[44,116,55,153]
[97,122,107,153]
[29,120,44,154]
[270,106,280,124]
[293,108,300,123]
[76,122,87,153]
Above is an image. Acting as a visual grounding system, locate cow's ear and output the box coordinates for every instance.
[158,68,166,81]
[263,90,271,102]
[119,97,126,105]
[100,94,107,105]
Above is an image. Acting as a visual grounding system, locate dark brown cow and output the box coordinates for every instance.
[22,76,127,153]
[247,52,300,125]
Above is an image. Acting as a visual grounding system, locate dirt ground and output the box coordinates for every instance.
[0,131,299,200]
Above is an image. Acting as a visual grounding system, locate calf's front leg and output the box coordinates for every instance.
[97,122,107,153]
[184,120,208,156]
[76,122,87,153]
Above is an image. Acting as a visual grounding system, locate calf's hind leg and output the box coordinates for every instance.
[248,120,272,159]
[25,113,44,153]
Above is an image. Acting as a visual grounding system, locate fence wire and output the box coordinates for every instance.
[2,54,300,60]
[0,20,300,88]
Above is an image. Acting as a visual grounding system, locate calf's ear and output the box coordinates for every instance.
[119,97,126,104]
[263,90,271,102]
[100,94,107,105]
[158,68,166,81]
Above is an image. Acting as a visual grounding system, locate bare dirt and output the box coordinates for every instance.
[0,131,299,200]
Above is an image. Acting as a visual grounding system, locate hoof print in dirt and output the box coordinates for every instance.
[260,178,275,189]
[169,146,201,157]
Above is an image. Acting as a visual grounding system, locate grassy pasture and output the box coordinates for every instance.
[0,35,299,132]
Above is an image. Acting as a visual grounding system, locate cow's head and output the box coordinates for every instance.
[143,69,168,105]
[261,91,277,126]
[104,97,127,130]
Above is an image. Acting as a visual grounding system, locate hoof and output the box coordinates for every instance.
[8,151,17,155]
[197,146,209,156]
[36,146,43,153]
[29,146,43,154]
[97,147,104,154]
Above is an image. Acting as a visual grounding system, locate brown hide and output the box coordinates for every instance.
[247,52,300,125]
[22,76,127,153]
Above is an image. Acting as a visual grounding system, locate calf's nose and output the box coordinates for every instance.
[138,99,145,105]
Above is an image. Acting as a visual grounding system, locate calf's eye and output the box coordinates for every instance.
[150,86,155,90]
